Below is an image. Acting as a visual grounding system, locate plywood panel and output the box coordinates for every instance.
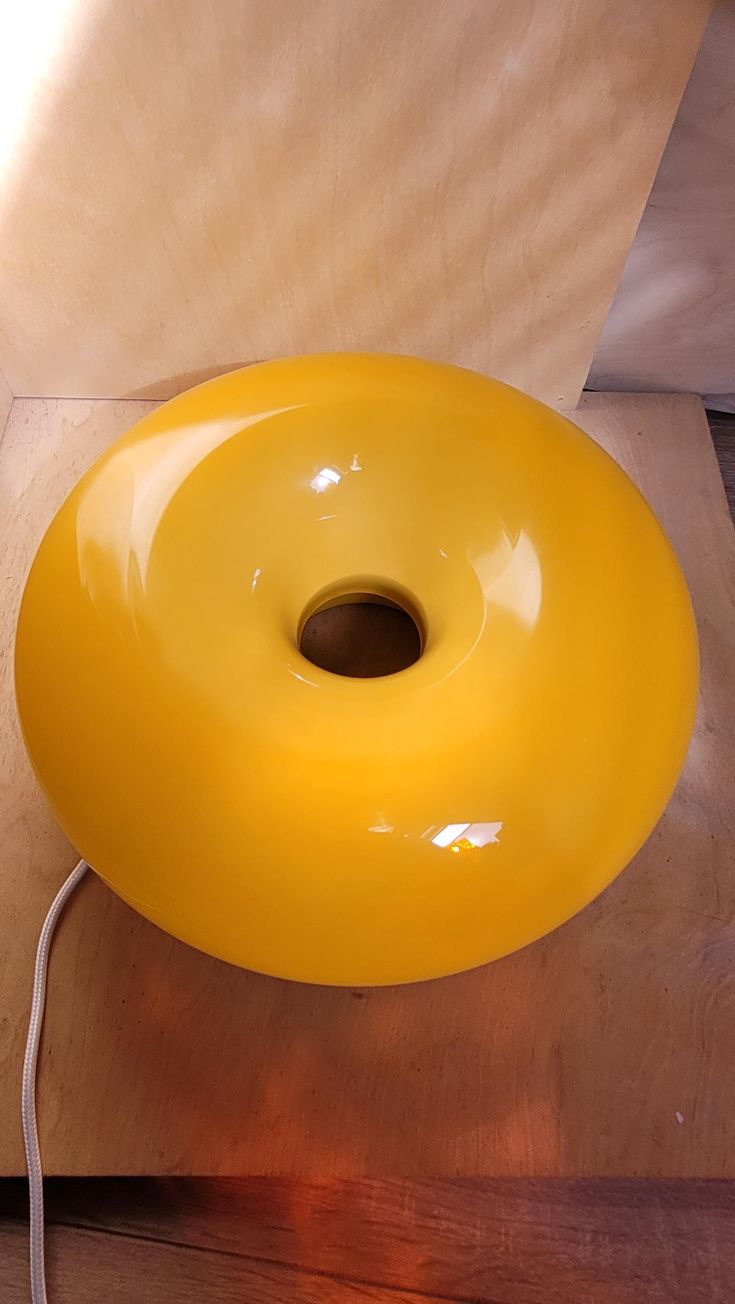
[0,371,11,437]
[0,390,733,1176]
[0,0,711,407]
[589,0,735,400]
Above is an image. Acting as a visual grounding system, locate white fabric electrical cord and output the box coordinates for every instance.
[22,859,89,1304]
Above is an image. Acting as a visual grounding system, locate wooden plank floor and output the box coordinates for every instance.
[1,1178,734,1303]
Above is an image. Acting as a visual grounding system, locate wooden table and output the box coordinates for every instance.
[0,392,733,1177]
[1,1177,733,1302]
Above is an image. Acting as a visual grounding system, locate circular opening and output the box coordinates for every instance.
[299,586,424,678]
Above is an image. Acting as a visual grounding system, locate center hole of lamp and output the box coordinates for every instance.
[298,584,424,678]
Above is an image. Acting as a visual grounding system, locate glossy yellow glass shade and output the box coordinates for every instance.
[15,355,698,985]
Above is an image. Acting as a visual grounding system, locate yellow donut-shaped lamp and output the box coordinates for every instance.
[15,354,698,985]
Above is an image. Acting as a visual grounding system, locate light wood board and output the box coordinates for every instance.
[589,0,735,400]
[0,391,733,1177]
[0,0,711,407]
[2,1179,734,1304]
[0,370,11,438]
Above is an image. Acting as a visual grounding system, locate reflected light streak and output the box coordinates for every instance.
[427,821,504,851]
[0,2,85,173]
[76,408,297,600]
[431,822,470,848]
[473,530,542,629]
[310,466,342,493]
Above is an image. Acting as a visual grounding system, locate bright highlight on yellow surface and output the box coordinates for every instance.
[15,354,698,985]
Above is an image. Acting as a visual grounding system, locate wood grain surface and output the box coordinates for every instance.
[0,392,733,1176]
[1,1178,734,1303]
[589,0,735,401]
[0,368,11,437]
[0,0,711,407]
[708,412,735,521]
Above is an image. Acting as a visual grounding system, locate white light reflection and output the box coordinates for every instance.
[428,821,503,851]
[368,812,394,834]
[310,466,342,493]
[250,566,262,592]
[431,823,470,848]
[474,530,542,629]
[463,821,503,847]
